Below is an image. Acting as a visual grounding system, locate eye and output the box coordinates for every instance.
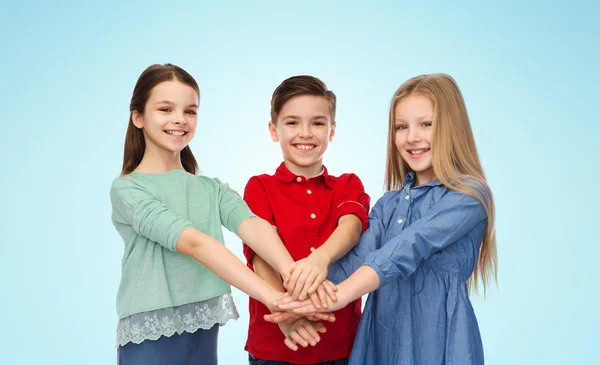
[423,121,432,127]
[186,110,197,115]
[286,121,298,125]
[395,124,407,130]
[314,120,326,126]
[159,107,171,113]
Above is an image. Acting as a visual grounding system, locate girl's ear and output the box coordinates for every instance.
[132,110,144,129]
[268,121,279,142]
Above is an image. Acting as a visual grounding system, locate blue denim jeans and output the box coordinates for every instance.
[118,325,219,365]
[248,353,349,365]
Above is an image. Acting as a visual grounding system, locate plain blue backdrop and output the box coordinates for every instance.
[1,1,598,364]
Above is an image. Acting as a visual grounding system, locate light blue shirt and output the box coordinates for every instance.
[329,172,489,365]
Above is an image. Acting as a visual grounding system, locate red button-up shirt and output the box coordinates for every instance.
[243,163,370,364]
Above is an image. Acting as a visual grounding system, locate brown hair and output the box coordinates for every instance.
[121,63,200,175]
[385,73,497,295]
[270,75,336,123]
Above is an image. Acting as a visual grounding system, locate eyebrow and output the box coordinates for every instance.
[395,116,433,122]
[155,100,198,108]
[282,115,329,120]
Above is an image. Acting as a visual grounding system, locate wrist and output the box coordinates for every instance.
[310,248,332,266]
[258,285,278,311]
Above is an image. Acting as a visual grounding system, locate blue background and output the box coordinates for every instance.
[1,1,598,363]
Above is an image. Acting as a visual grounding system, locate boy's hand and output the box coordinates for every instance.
[277,317,327,351]
[286,248,330,300]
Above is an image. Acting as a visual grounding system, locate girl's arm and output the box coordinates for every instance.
[326,197,386,284]
[110,179,282,309]
[216,178,294,277]
[362,189,488,287]
[176,228,281,308]
[237,217,294,276]
[271,188,490,315]
[270,265,380,316]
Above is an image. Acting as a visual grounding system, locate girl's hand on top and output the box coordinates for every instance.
[307,280,338,310]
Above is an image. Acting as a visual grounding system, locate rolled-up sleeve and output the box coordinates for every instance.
[335,174,370,233]
[110,179,193,252]
[364,190,488,286]
[215,178,255,235]
[328,197,385,284]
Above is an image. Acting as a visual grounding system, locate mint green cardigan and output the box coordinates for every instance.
[110,170,254,318]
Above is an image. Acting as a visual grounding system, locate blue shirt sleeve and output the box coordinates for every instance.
[363,189,488,286]
[328,196,386,284]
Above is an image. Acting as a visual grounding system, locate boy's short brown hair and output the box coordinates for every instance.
[270,75,336,124]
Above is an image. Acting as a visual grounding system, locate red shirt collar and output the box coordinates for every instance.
[274,162,336,188]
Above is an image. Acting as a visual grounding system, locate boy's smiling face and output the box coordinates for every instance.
[269,94,336,177]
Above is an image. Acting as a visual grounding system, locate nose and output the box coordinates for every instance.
[299,123,312,138]
[407,127,421,143]
[174,112,187,125]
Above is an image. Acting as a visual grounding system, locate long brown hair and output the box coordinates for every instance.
[121,63,199,175]
[385,73,497,295]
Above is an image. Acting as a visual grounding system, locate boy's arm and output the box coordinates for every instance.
[313,214,363,267]
[287,214,362,300]
[287,174,371,300]
[253,253,286,292]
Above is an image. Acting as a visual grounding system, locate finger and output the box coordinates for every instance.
[284,337,298,351]
[264,312,293,323]
[325,280,338,291]
[296,326,317,346]
[316,285,328,309]
[277,299,313,310]
[291,304,320,314]
[275,295,298,306]
[303,322,321,343]
[300,270,320,300]
[318,312,336,323]
[306,272,326,295]
[290,331,308,348]
[263,313,279,323]
[277,292,292,300]
[314,322,327,333]
[308,292,322,310]
[323,280,337,301]
[287,267,304,299]
[292,268,309,300]
[307,312,335,322]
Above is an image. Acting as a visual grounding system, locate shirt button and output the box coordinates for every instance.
[296,177,302,182]
[307,189,312,194]
[405,195,410,200]
[397,218,403,224]
[310,213,316,219]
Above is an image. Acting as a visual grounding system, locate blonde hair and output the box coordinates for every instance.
[385,73,497,295]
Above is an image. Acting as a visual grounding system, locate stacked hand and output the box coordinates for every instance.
[264,248,345,351]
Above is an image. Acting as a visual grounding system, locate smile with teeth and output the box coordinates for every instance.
[408,148,430,155]
[164,130,187,137]
[293,144,316,151]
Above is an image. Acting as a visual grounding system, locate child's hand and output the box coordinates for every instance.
[277,317,327,351]
[307,280,338,310]
[264,311,336,324]
[286,248,330,300]
[275,286,349,314]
